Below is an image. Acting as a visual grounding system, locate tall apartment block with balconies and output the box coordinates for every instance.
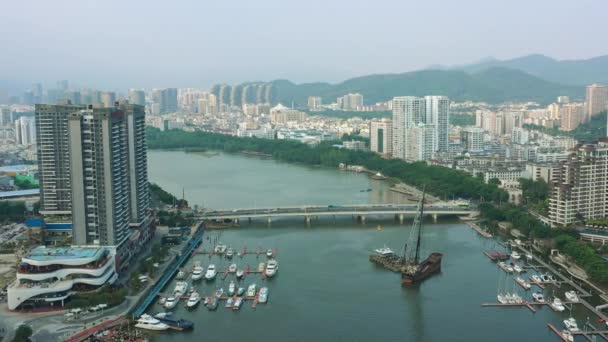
[549,139,608,226]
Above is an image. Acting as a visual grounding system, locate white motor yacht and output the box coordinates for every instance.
[247,283,257,297]
[174,281,189,297]
[236,269,245,279]
[228,281,236,296]
[228,263,237,273]
[266,249,274,258]
[516,277,531,290]
[563,317,579,332]
[187,291,201,308]
[225,297,234,308]
[214,244,227,254]
[265,259,278,277]
[531,275,541,283]
[215,288,224,298]
[513,265,523,273]
[176,270,186,280]
[550,297,565,312]
[258,287,268,303]
[532,292,545,303]
[191,262,204,281]
[226,248,235,259]
[565,291,579,303]
[526,253,533,261]
[505,264,514,273]
[497,294,508,304]
[374,245,395,257]
[237,287,245,296]
[205,264,217,280]
[164,296,178,309]
[233,297,243,310]
[135,314,170,331]
[258,262,266,272]
[511,251,521,260]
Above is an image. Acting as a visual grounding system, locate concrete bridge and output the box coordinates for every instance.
[199,203,475,224]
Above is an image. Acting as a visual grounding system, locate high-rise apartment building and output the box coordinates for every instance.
[392,95,448,159]
[369,119,392,156]
[392,96,425,160]
[35,103,87,215]
[425,96,449,152]
[586,84,608,120]
[160,88,178,114]
[560,103,585,131]
[128,89,146,106]
[100,91,116,108]
[406,124,436,161]
[549,139,608,226]
[461,127,484,152]
[35,102,151,262]
[15,117,36,145]
[308,96,322,111]
[338,93,363,110]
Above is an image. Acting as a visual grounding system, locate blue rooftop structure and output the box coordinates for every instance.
[25,246,102,261]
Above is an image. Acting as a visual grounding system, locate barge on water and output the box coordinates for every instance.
[369,190,442,285]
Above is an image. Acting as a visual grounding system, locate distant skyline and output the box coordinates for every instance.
[1,0,606,90]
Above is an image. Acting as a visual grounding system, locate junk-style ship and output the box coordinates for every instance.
[369,190,443,285]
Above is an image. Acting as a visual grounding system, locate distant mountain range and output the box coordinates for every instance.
[269,66,583,106]
[434,54,608,86]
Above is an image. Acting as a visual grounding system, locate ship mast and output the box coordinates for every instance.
[404,187,426,265]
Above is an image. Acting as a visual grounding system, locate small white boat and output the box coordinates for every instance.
[191,262,204,281]
[135,314,170,331]
[203,297,210,306]
[158,297,167,305]
[532,292,545,303]
[514,239,522,246]
[258,287,268,303]
[187,291,201,308]
[497,294,508,304]
[374,245,395,257]
[265,259,278,277]
[511,251,521,260]
[236,269,245,279]
[540,274,551,282]
[531,275,541,283]
[516,277,531,290]
[174,281,189,297]
[561,330,574,342]
[228,281,236,296]
[215,288,224,298]
[154,312,173,319]
[205,264,217,280]
[526,253,533,261]
[164,296,178,309]
[513,265,523,273]
[505,265,514,273]
[226,248,235,259]
[237,287,245,296]
[247,283,257,297]
[228,263,237,273]
[565,291,579,303]
[176,270,186,280]
[266,249,274,258]
[511,293,524,304]
[563,317,579,332]
[550,297,565,312]
[232,297,243,310]
[225,297,234,308]
[258,262,266,272]
[214,244,227,254]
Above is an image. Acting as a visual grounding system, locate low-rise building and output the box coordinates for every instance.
[7,246,117,310]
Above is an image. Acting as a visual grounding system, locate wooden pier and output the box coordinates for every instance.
[548,323,608,341]
[464,221,493,238]
[481,302,537,313]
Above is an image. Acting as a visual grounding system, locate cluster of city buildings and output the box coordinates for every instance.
[4,97,155,310]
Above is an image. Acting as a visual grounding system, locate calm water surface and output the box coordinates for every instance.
[148,150,588,342]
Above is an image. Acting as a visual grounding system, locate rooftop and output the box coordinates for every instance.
[24,246,104,262]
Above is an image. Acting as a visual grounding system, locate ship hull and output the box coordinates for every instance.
[402,253,443,285]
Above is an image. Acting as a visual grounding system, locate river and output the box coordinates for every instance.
[147,150,589,342]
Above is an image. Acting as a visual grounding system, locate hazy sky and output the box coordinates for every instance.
[1,0,606,90]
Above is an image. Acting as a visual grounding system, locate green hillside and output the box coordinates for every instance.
[268,67,582,107]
